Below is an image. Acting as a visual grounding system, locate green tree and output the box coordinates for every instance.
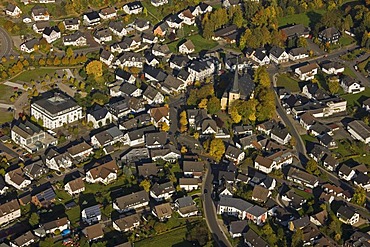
[352,186,366,206]
[209,139,225,162]
[254,66,271,88]
[343,14,353,31]
[207,96,221,114]
[39,237,54,247]
[140,179,151,192]
[66,47,74,58]
[186,221,210,246]
[306,159,319,175]
[29,212,40,227]
[291,228,303,247]
[328,79,340,94]
[232,6,243,28]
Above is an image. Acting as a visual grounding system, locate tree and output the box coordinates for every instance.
[39,237,54,247]
[66,47,74,58]
[160,122,170,132]
[140,179,151,192]
[29,212,39,227]
[352,187,366,206]
[343,14,354,31]
[306,159,319,175]
[198,98,208,109]
[181,146,188,153]
[86,60,103,78]
[254,66,271,88]
[297,37,308,47]
[209,139,225,162]
[53,56,61,66]
[328,79,340,94]
[207,96,221,114]
[186,221,210,246]
[291,228,303,247]
[232,6,243,28]
[229,104,242,123]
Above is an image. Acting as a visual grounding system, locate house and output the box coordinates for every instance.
[31,6,49,21]
[137,163,158,178]
[83,224,104,241]
[249,48,270,66]
[115,69,135,84]
[187,57,219,81]
[225,145,245,164]
[99,7,117,20]
[166,14,183,29]
[243,228,269,247]
[257,120,276,135]
[321,61,345,75]
[150,181,175,201]
[178,9,195,26]
[81,205,101,225]
[32,21,50,33]
[289,47,309,61]
[338,164,356,181]
[113,214,141,232]
[246,205,268,225]
[5,168,31,190]
[83,11,100,26]
[142,32,158,44]
[310,210,328,226]
[152,203,172,221]
[151,0,168,7]
[43,217,70,234]
[145,132,167,149]
[113,190,149,213]
[149,106,169,127]
[252,185,271,203]
[347,120,370,144]
[143,86,164,105]
[295,63,319,81]
[178,40,195,54]
[11,120,57,153]
[20,38,39,53]
[24,160,48,180]
[100,50,114,66]
[150,144,181,162]
[133,19,150,32]
[270,126,291,145]
[31,185,56,208]
[87,106,112,129]
[31,91,84,129]
[42,26,61,43]
[0,199,21,225]
[67,141,93,160]
[45,149,73,171]
[229,220,248,238]
[5,4,22,18]
[196,2,213,15]
[93,29,112,44]
[362,98,370,111]
[353,172,370,192]
[289,216,310,231]
[0,176,9,195]
[85,159,119,185]
[336,205,359,225]
[11,231,38,247]
[179,178,199,191]
[280,24,310,40]
[281,189,306,210]
[143,65,167,82]
[153,22,170,37]
[287,166,319,188]
[123,125,155,146]
[299,112,315,130]
[340,76,365,94]
[175,196,198,217]
[322,153,338,172]
[64,177,85,196]
[222,0,241,8]
[319,133,337,149]
[217,197,253,220]
[183,161,203,178]
[318,27,341,44]
[269,46,289,64]
[123,1,143,15]
[91,127,123,148]
[212,25,239,44]
[109,21,127,38]
[63,18,80,31]
[144,52,160,67]
[63,31,87,47]
[115,52,144,68]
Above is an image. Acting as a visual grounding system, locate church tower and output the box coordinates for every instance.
[228,57,241,111]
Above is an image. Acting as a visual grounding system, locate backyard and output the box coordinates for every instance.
[278,9,326,27]
[0,84,17,102]
[341,88,370,108]
[167,34,218,53]
[0,109,13,124]
[276,73,301,92]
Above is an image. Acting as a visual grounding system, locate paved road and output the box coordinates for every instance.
[0,103,13,109]
[0,27,13,58]
[203,164,231,247]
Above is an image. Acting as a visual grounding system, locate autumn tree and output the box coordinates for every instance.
[254,66,271,88]
[179,111,188,133]
[291,228,303,247]
[198,98,208,109]
[232,6,243,28]
[160,122,170,132]
[66,47,74,58]
[209,139,225,162]
[328,79,340,94]
[306,159,320,175]
[353,187,366,206]
[207,96,221,114]
[86,60,103,78]
[140,179,151,192]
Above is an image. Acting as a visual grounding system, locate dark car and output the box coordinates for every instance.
[204,189,207,194]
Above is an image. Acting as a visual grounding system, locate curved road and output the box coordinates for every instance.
[0,27,13,58]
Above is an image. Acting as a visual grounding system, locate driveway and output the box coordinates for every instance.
[0,27,13,58]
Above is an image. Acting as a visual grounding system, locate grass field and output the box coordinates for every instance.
[342,88,370,107]
[278,9,326,27]
[301,134,317,145]
[167,34,218,53]
[13,68,59,83]
[343,67,356,78]
[276,73,301,92]
[0,84,16,102]
[0,109,13,124]
[134,226,193,247]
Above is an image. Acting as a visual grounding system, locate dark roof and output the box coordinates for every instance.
[63,31,85,42]
[253,48,268,61]
[120,83,140,96]
[271,126,290,140]
[115,69,133,81]
[218,197,252,211]
[125,1,143,10]
[43,26,60,36]
[289,47,308,56]
[109,21,125,32]
[143,65,167,81]
[354,172,370,185]
[23,38,39,50]
[100,49,113,60]
[337,205,356,220]
[6,3,17,12]
[319,133,334,146]
[115,190,149,210]
[269,46,286,58]
[32,91,80,115]
[243,228,268,247]
[146,132,167,146]
[64,18,79,25]
[150,181,174,196]
[281,24,310,38]
[85,11,100,21]
[319,27,340,39]
[89,105,109,121]
[229,220,248,235]
[137,163,158,177]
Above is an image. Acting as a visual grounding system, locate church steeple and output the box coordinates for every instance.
[230,56,239,94]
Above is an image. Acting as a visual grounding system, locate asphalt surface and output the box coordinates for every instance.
[0,27,13,58]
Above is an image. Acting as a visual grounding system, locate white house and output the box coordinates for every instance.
[289,47,309,61]
[43,217,70,234]
[338,164,356,181]
[269,46,289,64]
[179,40,195,54]
[93,29,112,44]
[0,200,21,225]
[67,142,93,160]
[5,4,22,18]
[20,38,39,53]
[347,120,370,144]
[113,190,149,213]
[217,197,252,220]
[175,196,198,217]
[321,62,345,75]
[143,86,164,105]
[123,1,143,15]
[100,50,114,67]
[42,26,61,43]
[83,11,100,26]
[5,168,31,190]
[178,9,195,25]
[81,205,101,225]
[31,6,49,21]
[149,106,170,127]
[340,76,365,94]
[63,18,80,31]
[151,0,168,7]
[179,178,199,191]
[270,126,291,145]
[249,49,270,66]
[295,63,319,81]
[64,177,85,196]
[87,106,113,129]
[99,7,117,20]
[45,149,73,171]
[150,182,175,201]
[85,160,118,185]
[225,145,245,164]
[254,151,294,174]
[336,206,359,226]
[113,214,140,232]
[63,31,87,47]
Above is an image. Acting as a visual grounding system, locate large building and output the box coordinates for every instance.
[31,91,84,129]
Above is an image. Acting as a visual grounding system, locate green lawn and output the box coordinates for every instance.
[167,34,218,54]
[13,68,59,83]
[343,67,356,78]
[339,34,355,46]
[342,88,370,107]
[0,84,16,102]
[278,9,326,27]
[276,74,301,92]
[134,226,193,247]
[359,57,370,74]
[0,111,13,124]
[65,206,80,227]
[301,134,317,145]
[294,188,313,200]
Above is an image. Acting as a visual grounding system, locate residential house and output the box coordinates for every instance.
[362,98,370,111]
[196,2,213,15]
[336,205,359,225]
[85,159,119,185]
[150,144,181,162]
[115,52,144,68]
[246,205,268,225]
[151,0,168,7]
[187,57,218,81]
[31,185,56,208]
[137,163,158,178]
[64,177,85,196]
[149,106,169,127]
[32,21,50,33]
[321,61,345,75]
[217,197,253,220]
[5,168,31,190]
[43,217,70,234]
[42,26,61,43]
[123,1,143,15]
[289,47,309,61]
[143,86,165,105]
[243,228,269,247]
[99,7,117,20]
[347,120,370,144]
[67,142,93,160]
[179,40,195,54]
[81,205,101,225]
[113,214,141,232]
[109,21,127,38]
[256,120,276,135]
[0,176,9,195]
[318,27,341,44]
[113,190,149,213]
[145,132,167,149]
[249,48,270,66]
[153,22,170,37]
[225,145,245,164]
[162,74,186,94]
[229,220,248,238]
[91,127,123,148]
[150,181,175,201]
[340,76,365,94]
[123,126,156,146]
[115,69,135,84]
[289,216,310,231]
[0,200,21,225]
[322,153,338,172]
[132,19,150,32]
[63,18,80,31]
[280,24,310,40]
[299,112,315,130]
[287,166,319,189]
[143,65,167,82]
[87,105,113,129]
[319,133,337,149]
[281,189,307,210]
[63,31,87,46]
[175,196,198,217]
[183,161,203,178]
[270,126,291,145]
[310,210,328,226]
[295,63,319,81]
[353,172,370,192]
[83,224,104,241]
[5,4,22,18]
[11,231,38,247]
[212,25,239,44]
[152,203,172,221]
[166,14,183,29]
[45,149,73,171]
[222,0,241,8]
[338,164,356,181]
[179,178,199,191]
[31,6,49,21]
[178,9,195,25]
[169,55,189,70]
[100,50,114,66]
[142,32,158,44]
[252,185,271,203]
[93,29,112,44]
[20,38,39,53]
[24,160,48,180]
[269,46,289,64]
[83,11,100,26]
